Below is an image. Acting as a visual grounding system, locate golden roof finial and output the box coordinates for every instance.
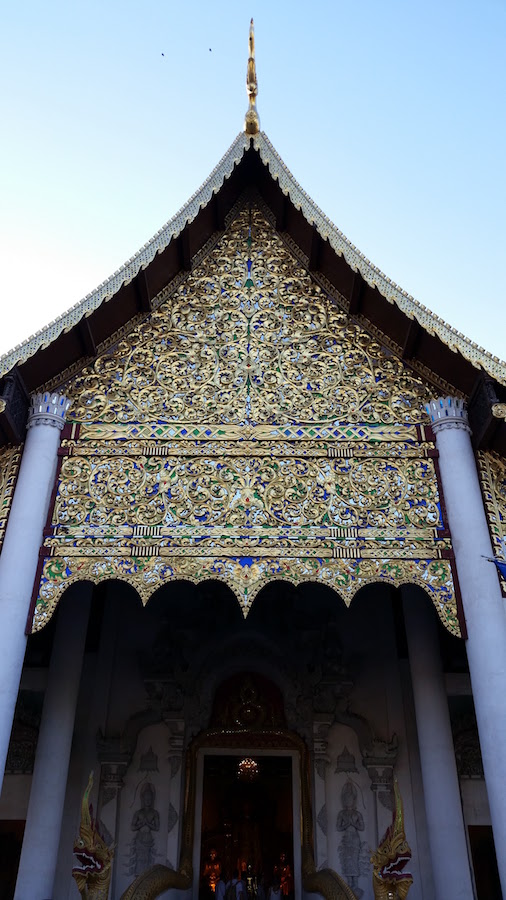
[244,18,260,135]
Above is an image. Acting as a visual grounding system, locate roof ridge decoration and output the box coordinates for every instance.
[244,18,260,135]
[1,133,505,385]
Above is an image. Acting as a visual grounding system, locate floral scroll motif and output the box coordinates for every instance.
[54,454,441,532]
[479,451,506,593]
[68,209,432,427]
[0,445,21,550]
[32,205,458,634]
[34,554,458,634]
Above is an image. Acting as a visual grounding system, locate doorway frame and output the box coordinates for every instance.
[174,727,315,899]
[193,746,302,900]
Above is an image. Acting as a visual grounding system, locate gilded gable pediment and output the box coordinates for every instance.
[32,207,459,636]
[68,207,432,427]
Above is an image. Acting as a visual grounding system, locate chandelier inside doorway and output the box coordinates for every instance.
[237,757,259,781]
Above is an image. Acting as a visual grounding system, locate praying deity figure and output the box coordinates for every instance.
[336,780,368,899]
[130,782,160,875]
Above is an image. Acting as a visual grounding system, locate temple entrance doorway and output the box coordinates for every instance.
[196,750,299,900]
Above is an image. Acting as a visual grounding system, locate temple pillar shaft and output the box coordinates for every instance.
[403,586,473,899]
[14,583,91,900]
[313,721,330,869]
[0,392,70,792]
[166,720,185,871]
[428,396,506,896]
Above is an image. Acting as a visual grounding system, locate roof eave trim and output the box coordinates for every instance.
[0,132,251,379]
[253,132,506,386]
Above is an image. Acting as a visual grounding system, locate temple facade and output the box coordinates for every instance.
[0,25,505,900]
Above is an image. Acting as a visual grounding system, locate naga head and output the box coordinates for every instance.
[72,772,114,897]
[371,780,413,897]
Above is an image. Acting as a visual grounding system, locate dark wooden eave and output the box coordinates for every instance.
[1,143,505,453]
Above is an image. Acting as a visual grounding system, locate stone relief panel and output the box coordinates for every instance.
[326,725,374,900]
[129,781,160,875]
[336,779,369,900]
[116,722,173,899]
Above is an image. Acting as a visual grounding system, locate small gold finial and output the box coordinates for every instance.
[244,18,260,135]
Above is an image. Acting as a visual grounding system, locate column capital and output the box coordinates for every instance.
[426,396,471,435]
[99,761,128,789]
[27,392,71,431]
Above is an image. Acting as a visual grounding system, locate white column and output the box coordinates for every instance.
[427,396,506,897]
[403,585,473,899]
[0,391,70,791]
[14,582,91,900]
[166,719,185,871]
[312,720,330,869]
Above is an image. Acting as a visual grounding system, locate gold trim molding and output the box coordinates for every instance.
[0,445,22,551]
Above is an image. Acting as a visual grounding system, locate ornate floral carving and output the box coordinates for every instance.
[68,209,431,427]
[53,453,440,532]
[0,444,21,551]
[31,206,459,635]
[35,554,458,633]
[478,450,506,593]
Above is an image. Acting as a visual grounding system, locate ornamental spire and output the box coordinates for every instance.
[244,18,260,135]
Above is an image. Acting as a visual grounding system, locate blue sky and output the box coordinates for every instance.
[1,0,505,361]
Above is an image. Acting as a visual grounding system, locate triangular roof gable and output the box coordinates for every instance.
[66,203,434,429]
[1,132,505,410]
[34,205,462,636]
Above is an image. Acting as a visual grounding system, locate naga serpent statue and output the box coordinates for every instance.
[370,781,413,900]
[73,772,114,900]
[118,855,357,900]
[74,730,358,900]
